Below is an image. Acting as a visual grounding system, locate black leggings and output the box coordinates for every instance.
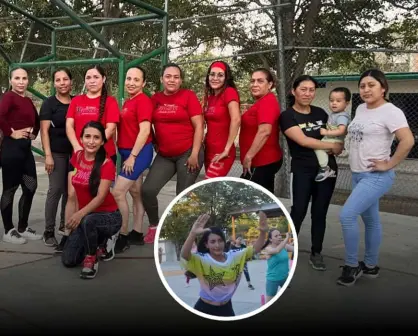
[194,298,235,317]
[241,160,282,194]
[0,138,37,233]
[290,166,337,255]
[62,210,122,267]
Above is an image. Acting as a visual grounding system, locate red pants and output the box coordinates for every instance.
[204,147,236,179]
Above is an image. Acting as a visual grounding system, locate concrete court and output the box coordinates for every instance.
[0,162,417,333]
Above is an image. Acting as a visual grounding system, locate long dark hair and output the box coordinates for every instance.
[80,121,107,197]
[358,68,389,101]
[261,228,280,250]
[287,74,319,107]
[203,61,237,108]
[197,227,226,254]
[85,65,107,121]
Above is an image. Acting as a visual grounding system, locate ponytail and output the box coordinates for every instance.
[98,83,107,122]
[89,145,106,197]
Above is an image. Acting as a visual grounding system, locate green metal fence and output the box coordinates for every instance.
[0,0,169,162]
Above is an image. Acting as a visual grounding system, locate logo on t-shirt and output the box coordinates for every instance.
[298,120,323,132]
[158,104,178,114]
[205,106,215,115]
[76,106,98,117]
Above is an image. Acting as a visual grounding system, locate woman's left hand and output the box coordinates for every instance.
[66,211,85,230]
[211,150,229,163]
[242,155,252,175]
[123,155,136,175]
[186,154,199,173]
[258,211,269,233]
[367,159,391,172]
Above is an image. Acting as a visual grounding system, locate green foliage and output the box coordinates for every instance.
[0,0,416,97]
[160,180,274,252]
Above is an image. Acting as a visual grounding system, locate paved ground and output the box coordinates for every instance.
[0,164,417,332]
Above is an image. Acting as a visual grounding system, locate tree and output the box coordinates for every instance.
[159,180,275,259]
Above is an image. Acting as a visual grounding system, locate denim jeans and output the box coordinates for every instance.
[339,170,395,267]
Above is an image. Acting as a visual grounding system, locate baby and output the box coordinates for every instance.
[315,87,351,182]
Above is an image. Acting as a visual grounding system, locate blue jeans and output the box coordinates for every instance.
[340,170,395,267]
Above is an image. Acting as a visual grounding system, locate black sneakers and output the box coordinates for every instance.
[115,234,130,253]
[309,254,326,271]
[359,261,380,278]
[128,230,144,245]
[337,264,363,287]
[54,236,68,254]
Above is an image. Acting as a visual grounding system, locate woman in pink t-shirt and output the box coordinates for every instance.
[142,63,205,244]
[337,69,414,287]
[202,61,241,179]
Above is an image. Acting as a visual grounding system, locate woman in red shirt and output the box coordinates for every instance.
[112,66,154,252]
[142,63,205,244]
[239,68,283,193]
[203,61,241,179]
[59,121,121,279]
[66,65,120,164]
[0,67,42,245]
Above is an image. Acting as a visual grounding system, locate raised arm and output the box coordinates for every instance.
[265,233,291,255]
[253,211,269,254]
[181,214,210,261]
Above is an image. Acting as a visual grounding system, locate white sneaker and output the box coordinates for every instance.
[19,227,43,241]
[3,228,27,244]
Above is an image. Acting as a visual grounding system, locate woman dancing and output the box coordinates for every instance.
[181,212,269,317]
[262,229,293,302]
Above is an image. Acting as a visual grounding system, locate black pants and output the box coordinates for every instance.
[290,166,337,255]
[241,159,282,194]
[194,298,235,317]
[0,138,37,233]
[62,210,122,267]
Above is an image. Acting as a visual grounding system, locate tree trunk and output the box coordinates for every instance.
[175,242,181,261]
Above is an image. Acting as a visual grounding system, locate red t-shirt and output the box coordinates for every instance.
[66,94,120,157]
[204,87,240,154]
[118,93,153,149]
[151,89,202,157]
[70,151,118,213]
[239,92,282,167]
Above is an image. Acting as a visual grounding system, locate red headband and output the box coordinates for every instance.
[211,61,226,72]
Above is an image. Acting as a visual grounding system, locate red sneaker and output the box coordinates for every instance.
[80,255,98,279]
[144,226,157,244]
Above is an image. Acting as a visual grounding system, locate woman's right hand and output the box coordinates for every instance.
[45,155,54,174]
[10,128,29,140]
[73,144,83,153]
[330,143,344,156]
[190,214,211,235]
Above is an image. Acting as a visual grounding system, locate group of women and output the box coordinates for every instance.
[0,60,415,287]
[0,60,284,279]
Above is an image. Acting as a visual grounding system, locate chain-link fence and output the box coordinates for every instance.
[171,0,418,216]
[1,0,417,216]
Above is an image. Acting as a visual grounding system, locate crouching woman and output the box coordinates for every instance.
[60,121,121,279]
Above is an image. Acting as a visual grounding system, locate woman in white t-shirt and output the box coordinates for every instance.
[337,69,415,287]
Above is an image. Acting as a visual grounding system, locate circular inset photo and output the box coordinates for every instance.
[154,177,298,321]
